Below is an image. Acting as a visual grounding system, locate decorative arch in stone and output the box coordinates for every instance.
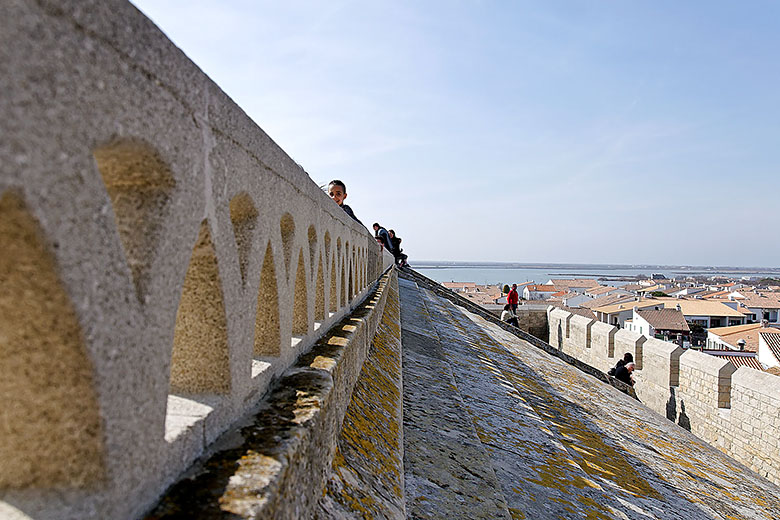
[307,225,317,278]
[315,253,325,322]
[330,254,338,313]
[170,220,231,394]
[93,138,175,302]
[347,244,354,299]
[229,192,258,285]
[280,213,295,277]
[362,248,367,289]
[341,261,347,306]
[0,191,104,488]
[255,241,281,356]
[292,250,309,336]
[324,231,331,266]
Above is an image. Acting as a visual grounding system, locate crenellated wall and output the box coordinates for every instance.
[548,307,780,485]
[0,2,394,519]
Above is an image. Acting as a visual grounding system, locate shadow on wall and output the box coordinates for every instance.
[678,401,692,431]
[663,387,691,431]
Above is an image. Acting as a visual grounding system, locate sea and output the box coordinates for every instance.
[413,262,780,287]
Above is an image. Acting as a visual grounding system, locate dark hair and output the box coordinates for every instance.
[328,179,346,192]
[504,304,510,311]
[373,222,380,228]
[623,352,634,363]
[388,229,395,236]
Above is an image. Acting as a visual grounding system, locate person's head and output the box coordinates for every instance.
[372,223,380,232]
[389,229,395,237]
[327,180,347,206]
[626,362,635,372]
[512,283,517,290]
[623,352,634,363]
[504,304,510,311]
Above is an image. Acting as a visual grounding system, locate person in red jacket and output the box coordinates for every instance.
[507,283,519,313]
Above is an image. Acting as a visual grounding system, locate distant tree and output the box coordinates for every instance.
[759,277,780,285]
[650,291,667,297]
[503,284,510,294]
[687,321,705,334]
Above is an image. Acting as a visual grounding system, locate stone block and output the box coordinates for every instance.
[614,329,647,370]
[590,321,617,372]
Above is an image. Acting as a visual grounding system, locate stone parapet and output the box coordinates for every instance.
[147,270,397,520]
[1,2,393,518]
[729,368,780,482]
[590,321,617,373]
[548,306,780,488]
[614,329,646,370]
[548,308,572,352]
[566,315,595,363]
[641,338,684,388]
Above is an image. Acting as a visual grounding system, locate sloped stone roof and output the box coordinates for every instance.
[386,275,780,519]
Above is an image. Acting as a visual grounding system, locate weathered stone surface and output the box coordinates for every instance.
[399,277,511,519]
[316,275,405,520]
[397,273,780,520]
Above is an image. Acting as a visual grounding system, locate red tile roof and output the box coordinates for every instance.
[705,351,764,371]
[761,331,780,363]
[526,285,557,292]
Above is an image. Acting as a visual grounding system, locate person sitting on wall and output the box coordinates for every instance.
[373,223,392,251]
[500,304,519,327]
[507,283,519,313]
[327,180,362,224]
[388,229,408,267]
[614,362,635,386]
[608,352,633,377]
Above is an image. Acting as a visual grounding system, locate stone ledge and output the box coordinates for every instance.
[399,269,636,398]
[145,269,396,520]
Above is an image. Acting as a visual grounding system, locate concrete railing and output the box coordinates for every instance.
[548,307,780,485]
[0,2,394,519]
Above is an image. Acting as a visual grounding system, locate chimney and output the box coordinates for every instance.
[762,319,770,328]
[737,339,746,351]
[676,304,681,312]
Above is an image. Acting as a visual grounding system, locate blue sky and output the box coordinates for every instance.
[131,1,779,267]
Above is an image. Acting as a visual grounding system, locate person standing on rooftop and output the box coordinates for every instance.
[507,283,519,313]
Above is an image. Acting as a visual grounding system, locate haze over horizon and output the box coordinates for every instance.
[132,1,780,268]
[413,259,780,271]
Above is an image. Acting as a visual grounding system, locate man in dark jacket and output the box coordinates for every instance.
[373,223,392,250]
[608,352,634,376]
[615,362,635,386]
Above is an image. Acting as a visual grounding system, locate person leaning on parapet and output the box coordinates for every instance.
[614,362,635,386]
[388,229,408,267]
[327,180,362,225]
[507,283,519,313]
[373,223,392,251]
[608,352,633,377]
[500,304,519,327]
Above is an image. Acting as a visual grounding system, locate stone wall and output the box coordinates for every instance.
[0,2,394,519]
[489,306,549,342]
[548,307,780,486]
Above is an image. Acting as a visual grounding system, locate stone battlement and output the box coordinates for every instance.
[1,2,392,518]
[548,307,780,485]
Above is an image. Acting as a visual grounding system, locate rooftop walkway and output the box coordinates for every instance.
[396,275,780,520]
